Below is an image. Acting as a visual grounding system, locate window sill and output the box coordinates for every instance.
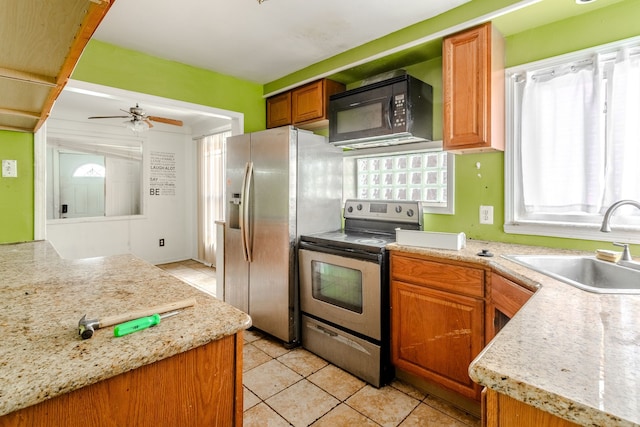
[504,221,640,245]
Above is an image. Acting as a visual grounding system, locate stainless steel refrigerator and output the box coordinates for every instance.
[224,126,343,345]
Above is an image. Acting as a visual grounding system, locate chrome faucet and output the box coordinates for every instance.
[600,199,640,264]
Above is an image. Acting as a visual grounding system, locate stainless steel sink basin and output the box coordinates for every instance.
[504,255,640,294]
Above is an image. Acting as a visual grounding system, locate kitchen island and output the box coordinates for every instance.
[388,240,640,427]
[0,241,251,426]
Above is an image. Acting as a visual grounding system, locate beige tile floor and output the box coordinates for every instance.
[157,259,218,296]
[157,259,481,427]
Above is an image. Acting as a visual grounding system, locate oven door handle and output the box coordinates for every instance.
[240,161,254,262]
[307,322,370,354]
[299,241,382,263]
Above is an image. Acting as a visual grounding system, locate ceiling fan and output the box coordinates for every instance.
[88,104,184,129]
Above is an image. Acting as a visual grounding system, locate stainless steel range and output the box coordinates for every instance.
[298,199,423,387]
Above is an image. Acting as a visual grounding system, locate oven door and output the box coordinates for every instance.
[299,247,382,340]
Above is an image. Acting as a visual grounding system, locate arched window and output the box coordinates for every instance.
[73,163,105,178]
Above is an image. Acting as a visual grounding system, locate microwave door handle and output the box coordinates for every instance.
[386,97,393,130]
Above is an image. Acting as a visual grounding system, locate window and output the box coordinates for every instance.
[73,163,106,178]
[505,36,640,243]
[343,143,454,214]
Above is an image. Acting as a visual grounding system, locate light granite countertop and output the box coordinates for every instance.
[388,239,640,427]
[0,240,252,417]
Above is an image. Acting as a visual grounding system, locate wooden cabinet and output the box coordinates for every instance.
[266,78,344,130]
[443,22,505,153]
[0,333,244,427]
[266,91,292,128]
[390,252,485,401]
[484,388,580,427]
[485,273,533,345]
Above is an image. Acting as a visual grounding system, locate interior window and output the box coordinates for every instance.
[505,36,640,243]
[344,145,454,214]
[47,134,143,220]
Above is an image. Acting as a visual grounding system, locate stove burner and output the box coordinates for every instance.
[356,238,388,245]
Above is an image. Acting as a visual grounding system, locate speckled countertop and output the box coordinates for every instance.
[388,239,640,427]
[0,241,251,417]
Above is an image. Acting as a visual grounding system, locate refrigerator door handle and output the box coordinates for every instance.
[240,161,254,262]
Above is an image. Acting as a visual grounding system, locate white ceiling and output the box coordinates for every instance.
[92,0,470,85]
[51,0,621,131]
[52,0,470,130]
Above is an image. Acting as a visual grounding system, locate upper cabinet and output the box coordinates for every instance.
[0,0,114,133]
[266,78,344,130]
[443,22,505,153]
[266,92,292,129]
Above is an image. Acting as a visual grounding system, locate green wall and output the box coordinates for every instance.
[279,0,640,252]
[427,0,640,252]
[72,40,266,133]
[3,0,639,247]
[0,131,34,243]
[264,0,526,94]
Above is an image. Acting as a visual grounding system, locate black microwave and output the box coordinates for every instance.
[328,74,433,149]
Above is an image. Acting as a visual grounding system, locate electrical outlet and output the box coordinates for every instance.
[2,160,17,178]
[159,238,165,247]
[480,205,494,225]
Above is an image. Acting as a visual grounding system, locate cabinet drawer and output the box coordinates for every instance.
[391,253,484,298]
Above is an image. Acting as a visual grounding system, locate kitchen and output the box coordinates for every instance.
[2,0,640,426]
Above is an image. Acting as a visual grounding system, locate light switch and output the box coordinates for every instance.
[2,160,18,178]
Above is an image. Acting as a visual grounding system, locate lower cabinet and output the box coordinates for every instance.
[390,252,485,401]
[0,333,244,427]
[484,388,580,427]
[485,273,534,344]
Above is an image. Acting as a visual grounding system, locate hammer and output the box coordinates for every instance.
[78,297,197,339]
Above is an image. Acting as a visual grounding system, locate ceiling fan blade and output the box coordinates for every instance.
[88,115,131,119]
[148,116,183,126]
[144,119,154,128]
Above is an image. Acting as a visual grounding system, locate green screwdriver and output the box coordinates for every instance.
[113,310,182,337]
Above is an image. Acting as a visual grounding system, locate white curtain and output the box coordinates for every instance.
[197,131,230,266]
[603,49,640,213]
[520,59,603,213]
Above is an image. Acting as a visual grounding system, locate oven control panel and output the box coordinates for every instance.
[343,199,423,224]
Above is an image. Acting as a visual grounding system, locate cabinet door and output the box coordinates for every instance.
[391,279,484,401]
[292,80,325,123]
[443,22,504,153]
[266,91,292,128]
[486,273,533,344]
[292,79,345,126]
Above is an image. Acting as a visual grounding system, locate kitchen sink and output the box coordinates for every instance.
[503,255,640,294]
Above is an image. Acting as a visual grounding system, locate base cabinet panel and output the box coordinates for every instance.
[485,388,579,427]
[391,257,485,402]
[0,334,244,427]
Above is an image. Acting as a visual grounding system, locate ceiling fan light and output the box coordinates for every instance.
[126,119,149,133]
